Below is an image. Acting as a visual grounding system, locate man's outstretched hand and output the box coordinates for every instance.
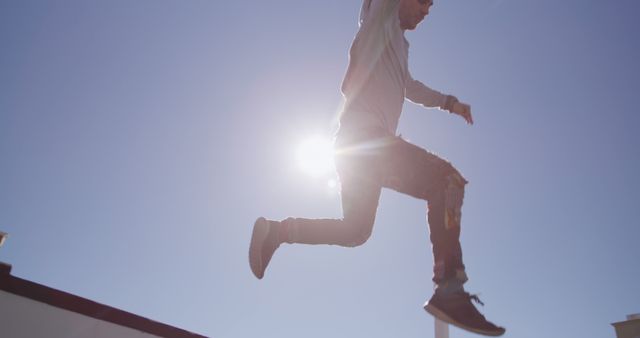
[451,101,473,125]
[444,95,473,125]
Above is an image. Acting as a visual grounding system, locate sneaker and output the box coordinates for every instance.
[249,217,281,279]
[424,291,505,336]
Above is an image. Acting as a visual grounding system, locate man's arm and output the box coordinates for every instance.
[406,74,474,125]
[405,74,447,108]
[359,0,398,28]
[342,0,399,96]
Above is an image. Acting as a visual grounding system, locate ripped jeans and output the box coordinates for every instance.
[285,126,468,285]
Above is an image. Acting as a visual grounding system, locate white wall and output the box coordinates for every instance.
[0,290,162,338]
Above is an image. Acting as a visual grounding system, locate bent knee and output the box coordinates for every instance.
[443,166,467,187]
[443,171,466,229]
[342,220,374,248]
[344,231,372,247]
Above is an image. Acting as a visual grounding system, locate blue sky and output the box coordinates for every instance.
[1,1,639,337]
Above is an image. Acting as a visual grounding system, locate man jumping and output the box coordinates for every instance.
[249,0,505,335]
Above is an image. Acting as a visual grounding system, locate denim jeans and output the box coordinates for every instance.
[286,126,467,284]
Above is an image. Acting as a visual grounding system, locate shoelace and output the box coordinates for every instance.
[468,293,485,306]
[465,293,489,321]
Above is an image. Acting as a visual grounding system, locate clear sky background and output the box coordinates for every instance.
[1,1,639,338]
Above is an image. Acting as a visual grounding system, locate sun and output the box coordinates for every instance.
[296,136,335,177]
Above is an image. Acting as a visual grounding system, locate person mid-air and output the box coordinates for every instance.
[249,1,505,335]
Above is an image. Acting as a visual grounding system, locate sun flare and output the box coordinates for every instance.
[296,137,335,177]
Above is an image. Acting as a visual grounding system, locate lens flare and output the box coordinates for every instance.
[296,137,335,177]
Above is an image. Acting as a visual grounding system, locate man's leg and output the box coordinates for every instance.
[281,177,381,247]
[288,128,390,247]
[373,136,467,285]
[375,136,504,336]
[249,133,383,279]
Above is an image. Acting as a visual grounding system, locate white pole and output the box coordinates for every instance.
[434,283,449,338]
[435,317,449,338]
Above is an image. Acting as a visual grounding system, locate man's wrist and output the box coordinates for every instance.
[443,95,459,112]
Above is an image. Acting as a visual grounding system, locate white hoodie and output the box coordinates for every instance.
[340,0,447,135]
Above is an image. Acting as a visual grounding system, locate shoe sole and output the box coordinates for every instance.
[424,302,505,337]
[249,217,269,279]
